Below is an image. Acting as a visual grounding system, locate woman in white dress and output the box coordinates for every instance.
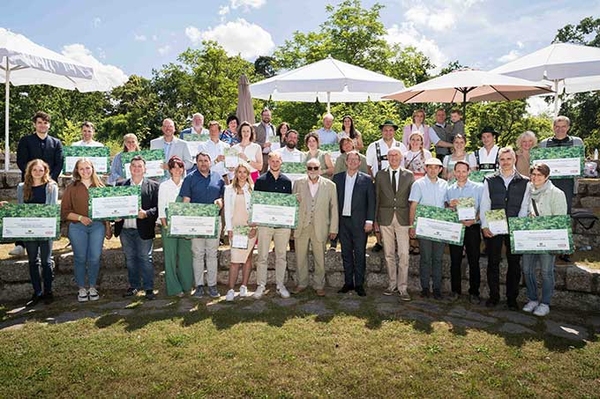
[232,121,263,182]
[442,134,475,181]
[403,132,432,180]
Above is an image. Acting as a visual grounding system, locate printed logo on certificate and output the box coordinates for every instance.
[485,209,508,235]
[167,203,220,238]
[0,204,60,241]
[530,146,584,178]
[414,204,464,245]
[88,186,141,221]
[250,191,299,229]
[508,215,573,254]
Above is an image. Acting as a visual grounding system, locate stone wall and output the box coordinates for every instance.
[1,247,598,311]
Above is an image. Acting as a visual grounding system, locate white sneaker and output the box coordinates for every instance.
[225,289,235,302]
[533,303,550,317]
[88,287,100,301]
[9,245,25,256]
[77,288,89,302]
[277,285,290,299]
[522,300,539,313]
[253,285,266,299]
[239,285,248,297]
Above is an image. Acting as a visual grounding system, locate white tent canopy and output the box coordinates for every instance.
[250,55,405,111]
[490,42,600,114]
[0,28,116,171]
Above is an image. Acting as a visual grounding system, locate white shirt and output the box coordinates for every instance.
[198,139,229,176]
[232,142,262,172]
[365,138,408,176]
[342,172,357,216]
[158,178,183,220]
[275,147,304,163]
[308,178,319,198]
[72,140,104,147]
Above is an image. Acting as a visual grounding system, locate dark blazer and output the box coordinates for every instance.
[333,171,375,230]
[375,167,414,226]
[17,133,63,181]
[114,178,159,240]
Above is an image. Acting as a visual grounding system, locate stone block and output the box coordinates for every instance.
[565,266,593,293]
[365,273,388,288]
[0,187,17,201]
[552,290,600,312]
[0,282,31,302]
[0,259,31,282]
[325,272,345,288]
[580,197,600,208]
[4,171,21,187]
[586,179,600,195]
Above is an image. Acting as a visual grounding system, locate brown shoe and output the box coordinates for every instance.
[291,286,307,294]
[315,288,326,297]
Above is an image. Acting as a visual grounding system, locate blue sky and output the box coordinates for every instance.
[2,0,599,98]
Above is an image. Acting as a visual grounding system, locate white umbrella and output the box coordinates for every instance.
[490,43,600,115]
[382,69,553,117]
[0,28,107,171]
[250,55,405,112]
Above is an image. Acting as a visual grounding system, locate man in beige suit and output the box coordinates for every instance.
[292,158,339,296]
[374,147,415,301]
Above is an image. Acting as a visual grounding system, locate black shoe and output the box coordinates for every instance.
[145,290,156,300]
[469,294,481,305]
[26,293,42,307]
[485,298,498,308]
[559,254,571,263]
[371,243,383,252]
[123,287,139,297]
[507,300,519,311]
[420,289,430,298]
[338,285,354,294]
[355,286,366,297]
[43,292,54,305]
[433,290,442,300]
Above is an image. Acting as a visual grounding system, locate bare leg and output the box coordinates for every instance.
[228,263,240,289]
[241,256,253,286]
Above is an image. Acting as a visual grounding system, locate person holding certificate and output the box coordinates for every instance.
[158,156,194,297]
[480,147,530,310]
[223,162,257,301]
[61,159,112,302]
[150,118,194,175]
[253,152,293,299]
[291,158,338,296]
[114,156,160,300]
[231,122,263,182]
[521,163,567,317]
[408,158,448,300]
[445,161,484,304]
[180,152,225,299]
[16,159,59,306]
[108,133,140,185]
[304,132,335,178]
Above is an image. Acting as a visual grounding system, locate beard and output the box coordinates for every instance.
[286,141,297,149]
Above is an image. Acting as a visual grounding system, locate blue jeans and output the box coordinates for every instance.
[419,238,445,292]
[24,240,53,295]
[522,253,555,305]
[119,228,154,290]
[68,221,105,287]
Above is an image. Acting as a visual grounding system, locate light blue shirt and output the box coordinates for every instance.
[409,176,448,208]
[317,128,338,145]
[445,179,483,211]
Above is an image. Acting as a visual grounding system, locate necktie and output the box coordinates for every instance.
[392,170,397,194]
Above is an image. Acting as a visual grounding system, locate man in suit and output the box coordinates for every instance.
[254,108,276,173]
[114,156,160,300]
[374,147,415,301]
[150,118,194,175]
[333,150,376,297]
[291,158,339,296]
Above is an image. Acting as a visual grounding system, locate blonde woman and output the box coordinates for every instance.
[61,158,112,302]
[17,159,59,306]
[232,121,263,182]
[515,131,538,176]
[402,109,430,150]
[403,132,432,180]
[442,134,476,180]
[108,133,140,185]
[224,162,257,301]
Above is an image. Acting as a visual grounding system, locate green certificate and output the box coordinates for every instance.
[414,204,464,245]
[249,191,299,229]
[224,147,240,168]
[121,150,165,179]
[530,146,584,178]
[509,215,573,254]
[0,204,60,241]
[167,202,220,238]
[182,133,209,157]
[280,162,306,182]
[320,143,341,164]
[63,146,110,174]
[485,209,508,235]
[88,186,141,220]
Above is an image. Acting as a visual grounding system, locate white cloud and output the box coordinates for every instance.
[157,45,171,56]
[385,23,447,73]
[134,34,147,42]
[92,17,101,28]
[517,41,524,49]
[187,19,274,59]
[219,5,230,15]
[230,0,266,10]
[152,35,158,41]
[497,50,521,63]
[61,44,128,90]
[404,5,456,32]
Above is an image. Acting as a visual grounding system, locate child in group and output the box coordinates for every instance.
[450,109,465,137]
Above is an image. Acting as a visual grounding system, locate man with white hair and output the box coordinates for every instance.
[180,113,209,138]
[316,113,338,145]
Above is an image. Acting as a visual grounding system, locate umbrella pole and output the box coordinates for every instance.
[553,80,560,117]
[327,92,330,113]
[4,60,9,172]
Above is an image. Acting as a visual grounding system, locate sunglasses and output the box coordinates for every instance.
[307,166,319,171]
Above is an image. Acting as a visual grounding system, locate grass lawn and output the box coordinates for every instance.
[0,295,598,398]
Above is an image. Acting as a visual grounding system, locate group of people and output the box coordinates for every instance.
[9,109,582,317]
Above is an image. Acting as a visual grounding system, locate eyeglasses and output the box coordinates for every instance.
[307,166,319,171]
